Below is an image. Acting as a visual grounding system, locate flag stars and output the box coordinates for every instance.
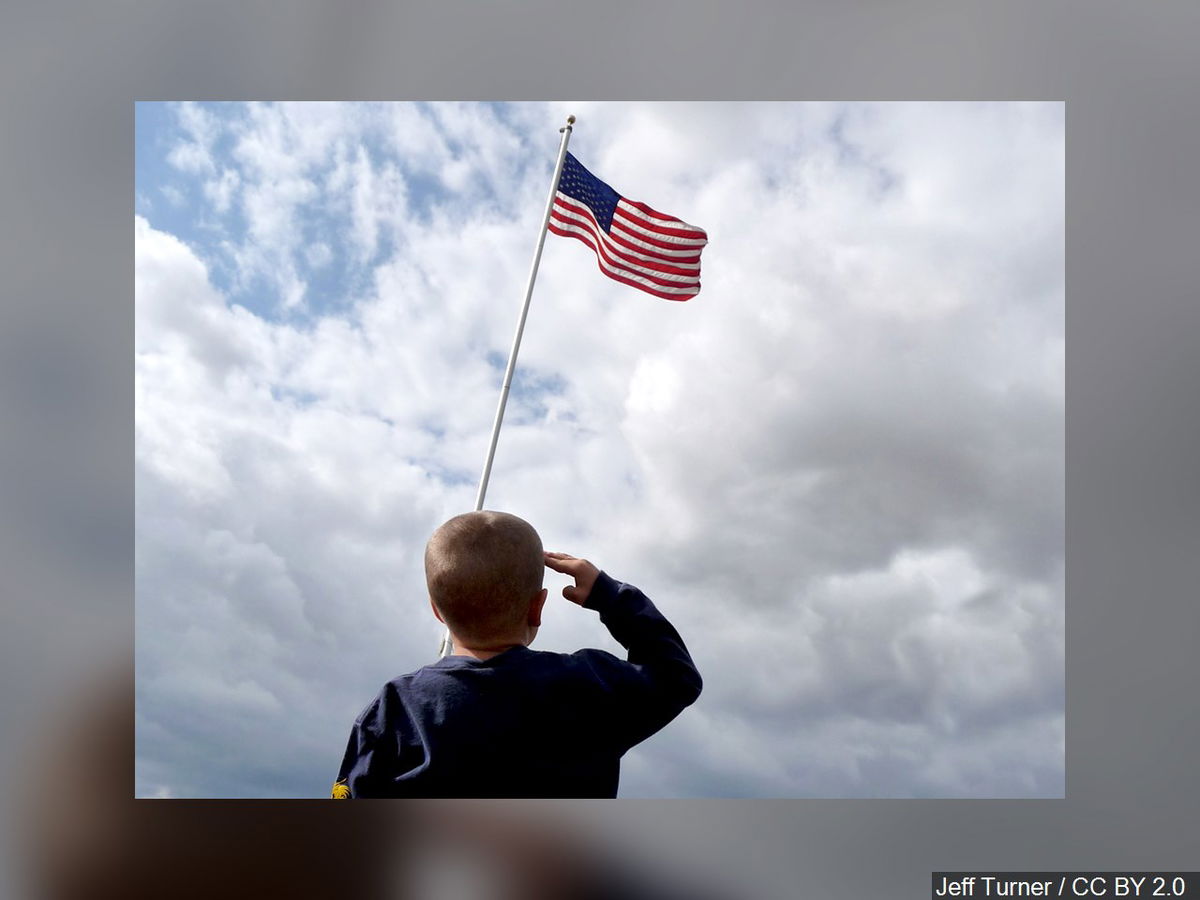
[558,154,618,233]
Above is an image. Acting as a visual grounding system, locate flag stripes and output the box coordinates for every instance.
[549,152,707,301]
[551,199,699,279]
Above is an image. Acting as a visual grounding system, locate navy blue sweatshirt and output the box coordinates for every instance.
[333,572,702,798]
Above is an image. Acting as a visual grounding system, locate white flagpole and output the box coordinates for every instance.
[439,114,575,658]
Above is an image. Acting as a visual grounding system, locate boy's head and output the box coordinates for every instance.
[424,511,546,646]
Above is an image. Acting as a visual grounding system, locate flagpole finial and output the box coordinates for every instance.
[561,115,575,133]
[567,114,576,125]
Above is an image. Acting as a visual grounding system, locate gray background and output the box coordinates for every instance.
[2,1,1197,897]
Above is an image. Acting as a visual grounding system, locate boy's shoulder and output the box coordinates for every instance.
[368,645,628,702]
[351,647,626,732]
[395,645,624,682]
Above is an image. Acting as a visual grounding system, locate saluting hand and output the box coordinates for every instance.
[543,552,600,605]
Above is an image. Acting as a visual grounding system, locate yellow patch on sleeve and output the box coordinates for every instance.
[331,780,351,799]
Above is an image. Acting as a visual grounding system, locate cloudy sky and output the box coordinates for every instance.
[135,101,1063,798]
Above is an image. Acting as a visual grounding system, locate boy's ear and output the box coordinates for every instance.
[527,588,548,628]
[429,599,445,624]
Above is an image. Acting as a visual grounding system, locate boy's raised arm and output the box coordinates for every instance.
[544,551,703,750]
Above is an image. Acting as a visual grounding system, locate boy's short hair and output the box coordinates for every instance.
[424,511,544,642]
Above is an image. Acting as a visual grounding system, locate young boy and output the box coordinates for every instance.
[332,510,702,798]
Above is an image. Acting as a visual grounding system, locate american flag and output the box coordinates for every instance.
[548,153,708,301]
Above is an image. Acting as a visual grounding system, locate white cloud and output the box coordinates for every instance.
[160,184,185,207]
[203,167,240,213]
[136,102,1063,797]
[305,241,333,269]
[167,100,219,175]
[345,143,407,263]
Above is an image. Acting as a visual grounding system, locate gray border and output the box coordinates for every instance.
[3,2,1198,897]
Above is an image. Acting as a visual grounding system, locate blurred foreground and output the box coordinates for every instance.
[13,664,742,900]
